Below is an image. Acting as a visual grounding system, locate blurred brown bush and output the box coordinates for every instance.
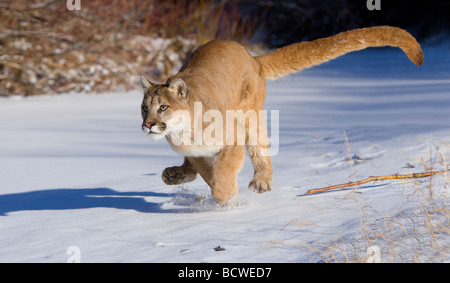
[0,0,257,96]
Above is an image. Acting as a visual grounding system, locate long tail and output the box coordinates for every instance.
[255,26,424,80]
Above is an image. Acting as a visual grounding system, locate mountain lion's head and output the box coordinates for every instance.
[140,76,190,140]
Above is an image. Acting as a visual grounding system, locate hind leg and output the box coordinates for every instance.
[246,115,273,193]
[162,157,199,185]
[247,144,272,193]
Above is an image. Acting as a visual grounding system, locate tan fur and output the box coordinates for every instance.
[140,26,423,204]
[256,26,423,80]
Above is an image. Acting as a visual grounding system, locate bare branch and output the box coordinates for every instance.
[306,170,449,195]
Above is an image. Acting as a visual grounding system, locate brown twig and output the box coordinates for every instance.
[306,170,448,195]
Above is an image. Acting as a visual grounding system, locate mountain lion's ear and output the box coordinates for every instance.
[140,76,152,93]
[168,78,188,100]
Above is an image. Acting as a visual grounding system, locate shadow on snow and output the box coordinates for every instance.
[0,187,201,215]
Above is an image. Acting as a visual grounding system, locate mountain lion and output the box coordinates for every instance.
[139,26,423,204]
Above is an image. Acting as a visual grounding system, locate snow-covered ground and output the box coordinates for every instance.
[0,45,449,263]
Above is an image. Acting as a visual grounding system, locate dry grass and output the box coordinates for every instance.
[321,141,448,263]
[0,0,259,96]
[265,138,449,263]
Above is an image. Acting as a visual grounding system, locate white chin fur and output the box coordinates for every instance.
[143,127,166,140]
[149,132,166,140]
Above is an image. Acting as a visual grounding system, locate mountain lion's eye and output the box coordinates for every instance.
[142,106,148,113]
[160,105,168,111]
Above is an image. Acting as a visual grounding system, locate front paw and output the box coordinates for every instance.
[162,167,184,185]
[162,166,197,185]
[248,177,272,194]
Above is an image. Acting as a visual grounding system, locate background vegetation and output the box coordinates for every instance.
[1,0,448,96]
[0,0,255,96]
[243,0,450,47]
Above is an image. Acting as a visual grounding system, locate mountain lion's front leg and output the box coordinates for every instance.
[211,145,245,204]
[185,156,215,188]
[162,157,199,185]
